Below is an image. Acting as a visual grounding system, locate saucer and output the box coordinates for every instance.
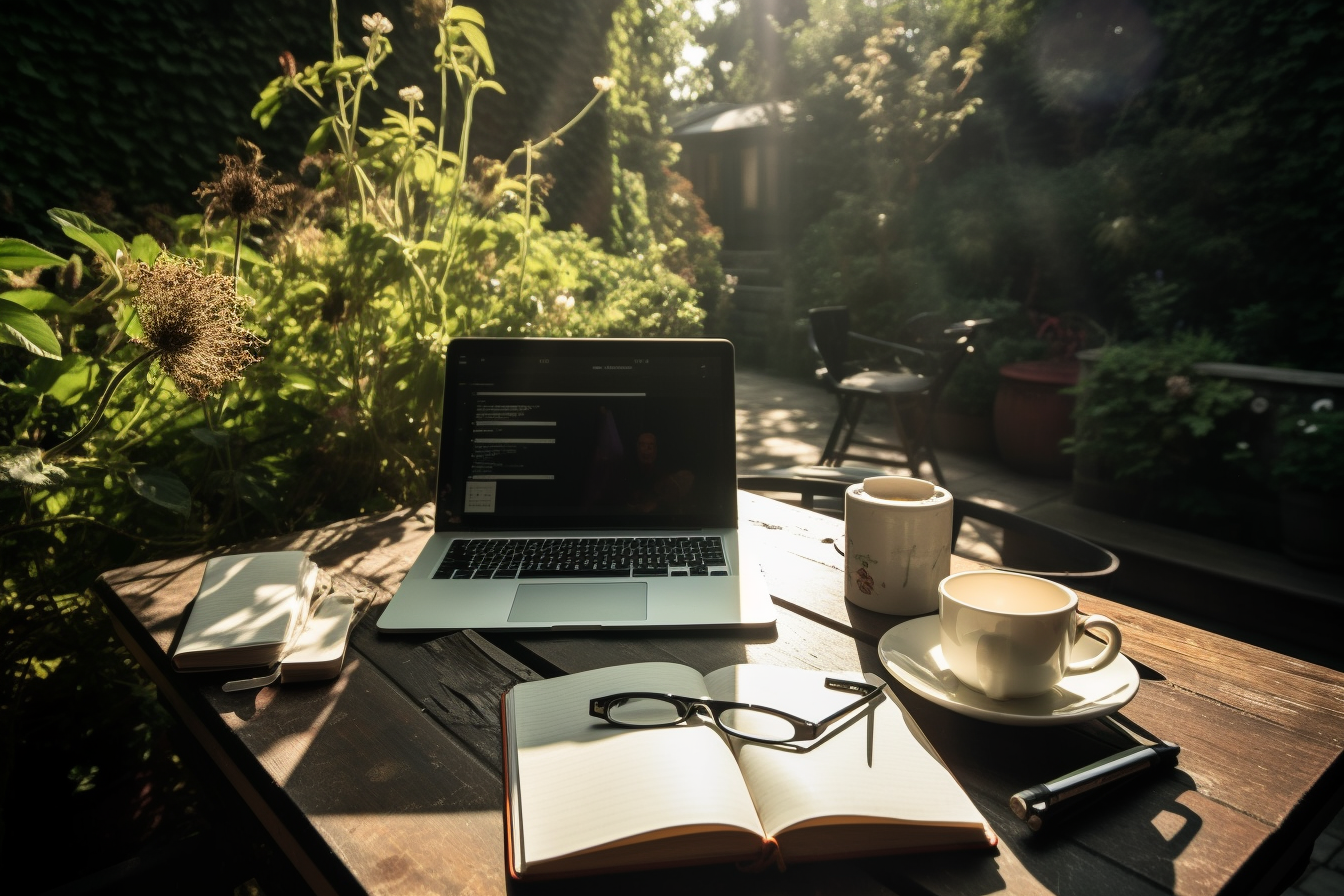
[877,616,1140,726]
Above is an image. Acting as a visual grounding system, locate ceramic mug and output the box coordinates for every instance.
[844,476,953,615]
[938,570,1122,700]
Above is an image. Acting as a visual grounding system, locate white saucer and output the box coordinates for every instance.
[877,616,1140,726]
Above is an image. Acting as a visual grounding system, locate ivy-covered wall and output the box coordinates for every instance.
[1,0,620,243]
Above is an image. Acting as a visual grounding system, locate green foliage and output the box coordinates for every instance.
[1067,334,1254,484]
[1273,402,1344,495]
[2,2,710,871]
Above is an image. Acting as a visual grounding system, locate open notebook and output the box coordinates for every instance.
[501,662,995,879]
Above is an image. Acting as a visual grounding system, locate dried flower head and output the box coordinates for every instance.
[362,12,393,33]
[194,139,295,224]
[410,0,446,28]
[131,254,265,401]
[592,75,615,92]
[399,85,424,104]
[278,50,298,78]
[1165,375,1192,399]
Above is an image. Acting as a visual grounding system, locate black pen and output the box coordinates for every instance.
[1010,741,1180,831]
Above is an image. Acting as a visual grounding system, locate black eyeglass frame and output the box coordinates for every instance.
[588,677,884,745]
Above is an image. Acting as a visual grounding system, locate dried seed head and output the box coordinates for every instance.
[194,139,295,224]
[278,50,298,78]
[362,12,393,33]
[399,85,425,103]
[131,254,265,401]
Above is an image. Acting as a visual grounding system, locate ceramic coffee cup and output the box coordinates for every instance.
[844,476,953,615]
[938,570,1122,700]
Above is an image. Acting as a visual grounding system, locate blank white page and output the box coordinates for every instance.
[703,665,984,838]
[174,552,315,656]
[511,662,765,867]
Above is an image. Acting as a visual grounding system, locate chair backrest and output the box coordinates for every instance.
[807,306,852,387]
[953,498,1119,589]
[898,313,987,403]
[740,471,1118,588]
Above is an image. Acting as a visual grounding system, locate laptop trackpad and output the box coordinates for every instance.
[507,583,648,623]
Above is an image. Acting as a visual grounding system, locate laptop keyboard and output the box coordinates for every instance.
[432,536,729,580]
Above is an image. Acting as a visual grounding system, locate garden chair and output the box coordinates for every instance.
[808,306,988,485]
[738,472,1119,592]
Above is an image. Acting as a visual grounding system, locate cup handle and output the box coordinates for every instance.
[1066,615,1122,674]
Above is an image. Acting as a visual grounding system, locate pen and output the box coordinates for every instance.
[1009,741,1180,831]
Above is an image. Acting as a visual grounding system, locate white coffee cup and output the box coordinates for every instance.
[844,476,952,616]
[938,570,1122,700]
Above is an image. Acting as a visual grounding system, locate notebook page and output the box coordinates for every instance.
[511,662,765,867]
[703,665,984,838]
[175,552,315,656]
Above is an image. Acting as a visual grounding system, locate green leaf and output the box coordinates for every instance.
[457,22,495,74]
[0,238,66,272]
[0,298,62,359]
[325,57,366,80]
[128,234,161,266]
[448,6,485,26]
[48,208,126,263]
[128,467,192,517]
[191,427,231,450]
[25,354,96,405]
[116,303,143,340]
[306,117,334,155]
[0,447,66,489]
[1,289,71,313]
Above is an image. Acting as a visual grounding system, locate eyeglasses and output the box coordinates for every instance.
[589,677,884,745]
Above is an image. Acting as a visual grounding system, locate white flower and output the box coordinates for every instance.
[1250,396,1270,414]
[399,85,424,103]
[1236,442,1249,450]
[592,75,615,92]
[1312,398,1334,413]
[1305,424,1320,434]
[362,12,393,33]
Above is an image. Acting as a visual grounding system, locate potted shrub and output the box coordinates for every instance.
[1272,400,1344,568]
[992,311,1105,478]
[1066,333,1255,522]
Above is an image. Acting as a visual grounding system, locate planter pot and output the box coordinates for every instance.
[933,410,996,457]
[993,359,1079,478]
[1280,490,1344,569]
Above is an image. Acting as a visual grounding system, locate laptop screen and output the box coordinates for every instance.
[436,338,737,531]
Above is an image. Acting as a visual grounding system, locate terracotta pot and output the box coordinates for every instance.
[933,410,996,457]
[993,359,1079,478]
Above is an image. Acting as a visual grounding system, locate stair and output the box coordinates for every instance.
[720,250,788,366]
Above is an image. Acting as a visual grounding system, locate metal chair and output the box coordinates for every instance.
[808,307,988,485]
[738,473,1119,591]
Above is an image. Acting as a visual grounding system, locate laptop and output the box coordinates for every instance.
[376,337,776,632]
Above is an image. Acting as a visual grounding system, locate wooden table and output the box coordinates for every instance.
[96,493,1344,896]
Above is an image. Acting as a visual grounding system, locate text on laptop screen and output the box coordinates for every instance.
[437,339,736,530]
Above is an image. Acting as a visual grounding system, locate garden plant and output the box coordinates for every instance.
[0,0,716,880]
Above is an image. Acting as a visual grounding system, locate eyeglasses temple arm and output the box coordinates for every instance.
[809,679,886,735]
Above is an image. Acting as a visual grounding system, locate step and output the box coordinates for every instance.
[720,250,780,271]
[728,284,786,312]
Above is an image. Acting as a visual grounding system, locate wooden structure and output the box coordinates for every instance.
[97,493,1344,895]
[672,103,792,251]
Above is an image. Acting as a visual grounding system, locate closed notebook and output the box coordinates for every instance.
[172,551,319,671]
[501,662,995,880]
